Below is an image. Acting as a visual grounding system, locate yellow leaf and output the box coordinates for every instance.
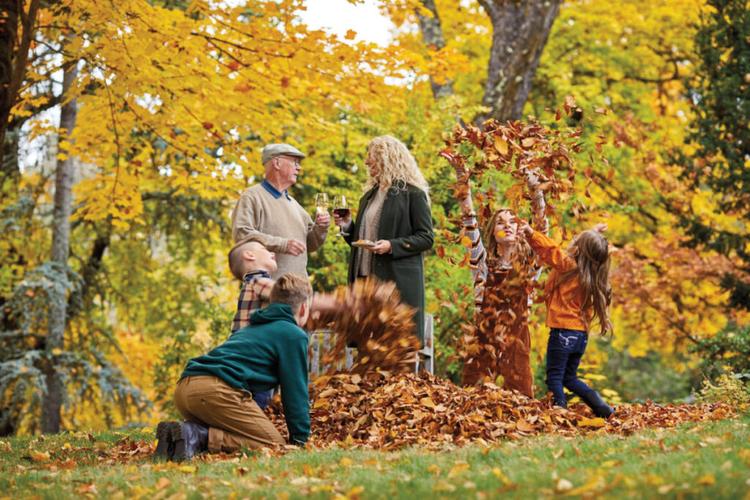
[427,464,441,475]
[491,467,511,485]
[179,465,197,473]
[344,29,357,40]
[515,419,535,432]
[345,485,364,498]
[578,417,607,428]
[433,480,456,492]
[494,136,508,155]
[30,450,50,462]
[658,484,674,494]
[697,474,715,486]
[156,477,171,489]
[420,397,436,408]
[339,457,353,467]
[448,461,470,478]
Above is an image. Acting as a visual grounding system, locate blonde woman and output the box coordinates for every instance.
[334,136,434,345]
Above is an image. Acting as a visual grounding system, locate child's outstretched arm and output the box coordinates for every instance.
[525,169,549,235]
[518,220,576,272]
[441,149,487,308]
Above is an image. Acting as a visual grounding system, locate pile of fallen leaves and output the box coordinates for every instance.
[268,371,734,450]
[308,279,420,374]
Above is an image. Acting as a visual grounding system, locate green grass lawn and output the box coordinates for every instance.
[2,414,750,499]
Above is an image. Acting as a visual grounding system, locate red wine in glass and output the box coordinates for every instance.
[333,195,349,237]
[333,208,350,218]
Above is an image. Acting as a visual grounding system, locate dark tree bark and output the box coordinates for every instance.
[0,0,39,168]
[41,62,77,434]
[416,0,453,99]
[0,0,20,156]
[476,0,562,123]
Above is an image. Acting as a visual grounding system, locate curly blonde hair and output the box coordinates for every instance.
[365,136,429,194]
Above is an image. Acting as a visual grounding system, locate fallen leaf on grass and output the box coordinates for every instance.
[697,474,715,486]
[155,477,171,489]
[491,467,511,485]
[578,417,606,428]
[448,461,470,478]
[433,480,456,493]
[555,478,573,492]
[75,483,97,495]
[345,485,365,499]
[658,484,674,494]
[29,451,50,462]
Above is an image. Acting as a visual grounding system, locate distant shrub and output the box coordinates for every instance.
[691,323,750,382]
[696,374,750,407]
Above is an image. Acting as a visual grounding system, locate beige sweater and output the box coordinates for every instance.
[231,183,328,279]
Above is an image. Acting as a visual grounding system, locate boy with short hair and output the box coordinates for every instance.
[228,236,278,333]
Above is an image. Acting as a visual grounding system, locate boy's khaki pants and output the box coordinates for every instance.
[174,375,285,452]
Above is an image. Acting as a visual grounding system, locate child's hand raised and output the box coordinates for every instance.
[514,216,533,238]
[439,149,467,178]
[592,223,608,233]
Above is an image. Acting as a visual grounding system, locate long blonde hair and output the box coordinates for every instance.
[364,136,429,194]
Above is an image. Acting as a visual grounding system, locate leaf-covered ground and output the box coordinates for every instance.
[268,372,734,448]
[2,414,750,499]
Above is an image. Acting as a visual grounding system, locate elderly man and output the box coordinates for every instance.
[231,143,330,279]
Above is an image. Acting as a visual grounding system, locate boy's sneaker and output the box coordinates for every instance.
[171,421,209,462]
[154,421,180,460]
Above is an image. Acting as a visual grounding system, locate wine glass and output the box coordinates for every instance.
[332,195,350,237]
[314,193,328,217]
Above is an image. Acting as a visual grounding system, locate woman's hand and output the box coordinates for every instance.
[333,211,352,229]
[371,240,392,254]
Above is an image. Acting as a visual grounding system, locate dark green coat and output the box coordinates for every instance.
[345,184,434,344]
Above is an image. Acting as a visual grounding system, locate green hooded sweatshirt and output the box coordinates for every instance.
[181,303,310,444]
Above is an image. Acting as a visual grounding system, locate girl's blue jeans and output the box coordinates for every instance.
[545,328,613,418]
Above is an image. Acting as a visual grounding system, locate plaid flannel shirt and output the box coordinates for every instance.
[231,270,274,333]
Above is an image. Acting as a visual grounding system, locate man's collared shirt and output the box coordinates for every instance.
[261,179,291,201]
[231,270,274,333]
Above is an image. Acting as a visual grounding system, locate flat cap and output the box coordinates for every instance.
[261,143,306,165]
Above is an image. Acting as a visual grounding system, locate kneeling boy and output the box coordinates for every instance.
[155,273,312,461]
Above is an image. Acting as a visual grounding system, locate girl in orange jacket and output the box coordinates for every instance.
[520,221,614,418]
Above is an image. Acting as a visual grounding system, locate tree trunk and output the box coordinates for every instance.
[41,63,78,434]
[0,0,39,166]
[1,124,20,189]
[416,0,453,99]
[0,0,19,156]
[476,0,562,123]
